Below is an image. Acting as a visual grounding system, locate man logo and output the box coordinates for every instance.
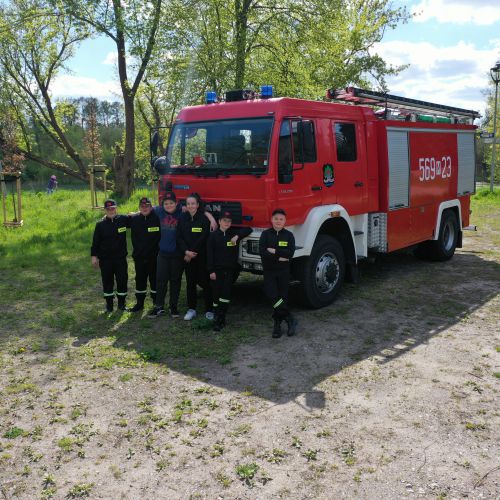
[205,203,221,213]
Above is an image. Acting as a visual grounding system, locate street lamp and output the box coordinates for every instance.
[490,60,500,192]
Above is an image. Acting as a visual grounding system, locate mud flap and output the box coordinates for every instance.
[345,262,359,284]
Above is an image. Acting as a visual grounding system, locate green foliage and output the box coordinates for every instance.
[236,462,259,480]
[3,426,25,439]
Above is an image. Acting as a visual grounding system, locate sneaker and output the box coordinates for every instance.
[184,309,197,321]
[205,311,214,321]
[170,308,180,318]
[147,306,165,318]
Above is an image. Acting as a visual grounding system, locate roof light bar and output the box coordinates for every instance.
[205,91,217,104]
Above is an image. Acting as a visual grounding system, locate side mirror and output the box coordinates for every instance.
[279,172,293,184]
[278,157,293,183]
[153,155,170,175]
[150,130,159,157]
[294,120,314,170]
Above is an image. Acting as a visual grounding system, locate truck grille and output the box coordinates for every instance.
[245,239,260,255]
[203,201,243,224]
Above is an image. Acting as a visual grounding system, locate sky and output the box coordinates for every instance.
[58,0,500,119]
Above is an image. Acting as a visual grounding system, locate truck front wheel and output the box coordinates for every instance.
[299,235,345,308]
[429,210,459,261]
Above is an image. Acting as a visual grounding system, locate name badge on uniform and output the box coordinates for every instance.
[226,241,236,247]
[278,241,288,247]
[191,227,202,233]
[148,226,160,232]
[118,227,127,233]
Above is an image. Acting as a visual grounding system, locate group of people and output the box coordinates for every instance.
[90,192,298,337]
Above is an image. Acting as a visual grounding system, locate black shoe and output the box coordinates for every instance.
[128,303,144,312]
[286,315,298,337]
[117,297,127,311]
[105,297,114,313]
[213,321,222,332]
[272,319,282,338]
[147,306,165,318]
[170,308,180,318]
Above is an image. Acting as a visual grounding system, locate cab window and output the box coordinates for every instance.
[279,119,316,167]
[334,123,357,162]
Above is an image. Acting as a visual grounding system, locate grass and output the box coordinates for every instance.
[0,188,259,365]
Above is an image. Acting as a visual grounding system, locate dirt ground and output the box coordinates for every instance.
[1,228,499,499]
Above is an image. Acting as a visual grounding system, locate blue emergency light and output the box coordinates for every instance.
[261,85,273,98]
[205,91,217,104]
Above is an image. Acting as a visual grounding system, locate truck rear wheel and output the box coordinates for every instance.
[299,235,345,308]
[428,210,459,261]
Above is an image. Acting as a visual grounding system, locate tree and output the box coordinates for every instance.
[83,99,102,166]
[57,0,162,197]
[0,0,95,182]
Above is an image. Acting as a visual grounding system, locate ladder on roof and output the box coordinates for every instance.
[327,87,480,123]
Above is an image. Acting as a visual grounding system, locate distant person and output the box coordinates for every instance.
[47,175,57,194]
[128,197,161,312]
[177,193,213,321]
[259,208,297,338]
[207,211,252,331]
[91,199,129,313]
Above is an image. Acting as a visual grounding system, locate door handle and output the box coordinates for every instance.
[311,185,322,191]
[354,181,364,187]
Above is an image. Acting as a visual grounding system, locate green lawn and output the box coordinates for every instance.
[0,188,260,366]
[0,187,498,367]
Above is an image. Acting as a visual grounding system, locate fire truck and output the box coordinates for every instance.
[152,86,479,308]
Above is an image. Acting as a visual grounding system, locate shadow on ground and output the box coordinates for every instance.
[63,249,500,408]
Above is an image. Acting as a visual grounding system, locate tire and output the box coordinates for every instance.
[299,235,345,308]
[428,210,459,261]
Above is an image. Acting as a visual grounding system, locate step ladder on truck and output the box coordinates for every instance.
[151,85,480,308]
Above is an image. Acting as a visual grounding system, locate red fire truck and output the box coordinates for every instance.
[152,86,479,308]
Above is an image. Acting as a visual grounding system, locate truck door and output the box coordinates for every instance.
[327,120,368,215]
[276,118,323,223]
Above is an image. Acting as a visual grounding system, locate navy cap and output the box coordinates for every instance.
[162,191,177,203]
[272,208,286,217]
[104,199,117,209]
[139,197,152,206]
[219,211,232,220]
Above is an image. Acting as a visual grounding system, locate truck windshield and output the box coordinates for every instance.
[165,117,273,175]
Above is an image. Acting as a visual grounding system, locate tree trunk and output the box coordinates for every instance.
[114,96,135,198]
[234,0,250,89]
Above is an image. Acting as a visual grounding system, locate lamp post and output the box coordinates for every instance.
[490,60,500,192]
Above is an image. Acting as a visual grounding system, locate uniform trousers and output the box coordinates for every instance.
[210,268,236,313]
[263,268,290,320]
[155,254,183,310]
[185,255,213,312]
[133,256,157,298]
[99,258,128,298]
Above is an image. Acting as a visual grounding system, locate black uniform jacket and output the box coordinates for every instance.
[207,226,252,273]
[259,227,295,271]
[129,211,161,260]
[177,210,211,256]
[91,215,129,260]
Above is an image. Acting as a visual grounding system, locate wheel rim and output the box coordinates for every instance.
[443,220,456,252]
[315,252,340,294]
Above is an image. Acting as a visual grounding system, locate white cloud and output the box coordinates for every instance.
[51,75,121,100]
[412,0,500,25]
[102,51,117,66]
[373,40,499,116]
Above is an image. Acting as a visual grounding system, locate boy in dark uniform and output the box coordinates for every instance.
[128,197,161,312]
[259,208,298,338]
[91,199,129,312]
[207,211,252,331]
